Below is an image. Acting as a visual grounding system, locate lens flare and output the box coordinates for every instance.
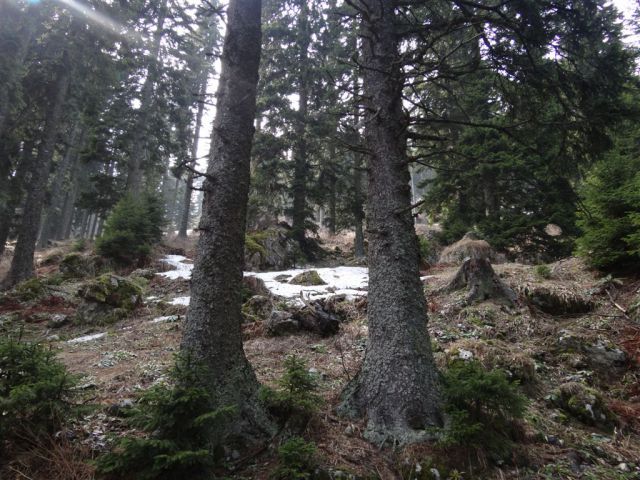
[54,0,143,45]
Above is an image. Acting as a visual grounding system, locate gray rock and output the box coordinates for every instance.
[47,313,70,329]
[242,295,272,320]
[266,310,299,336]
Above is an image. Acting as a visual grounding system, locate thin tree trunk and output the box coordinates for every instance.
[180,0,273,440]
[338,0,442,444]
[39,122,84,247]
[353,153,365,258]
[0,140,34,258]
[5,52,71,287]
[291,0,311,243]
[179,61,210,237]
[124,0,167,196]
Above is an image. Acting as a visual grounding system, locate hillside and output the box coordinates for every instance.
[1,235,639,479]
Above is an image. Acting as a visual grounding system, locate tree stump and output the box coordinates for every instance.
[446,257,517,305]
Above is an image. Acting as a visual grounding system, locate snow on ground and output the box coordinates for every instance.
[170,296,191,306]
[246,267,368,302]
[158,255,193,280]
[158,255,369,305]
[67,332,107,344]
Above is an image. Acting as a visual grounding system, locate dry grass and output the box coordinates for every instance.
[2,430,96,480]
[438,236,494,265]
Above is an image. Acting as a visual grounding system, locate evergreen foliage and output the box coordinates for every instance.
[96,194,165,264]
[439,360,527,459]
[272,437,317,480]
[576,124,640,270]
[0,336,77,451]
[260,355,322,421]
[96,356,233,480]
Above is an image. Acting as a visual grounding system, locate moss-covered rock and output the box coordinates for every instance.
[244,226,299,271]
[79,274,143,311]
[548,382,616,430]
[289,270,326,286]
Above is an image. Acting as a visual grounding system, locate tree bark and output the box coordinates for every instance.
[180,0,273,440]
[290,0,311,244]
[124,0,167,196]
[38,122,84,248]
[5,52,71,287]
[338,0,442,444]
[0,140,34,258]
[178,75,208,238]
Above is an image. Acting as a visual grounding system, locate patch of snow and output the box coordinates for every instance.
[458,349,474,361]
[149,315,181,324]
[170,296,191,306]
[67,332,106,344]
[245,266,368,302]
[159,255,370,303]
[158,255,193,280]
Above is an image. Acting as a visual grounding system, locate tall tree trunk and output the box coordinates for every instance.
[338,0,442,444]
[179,75,208,238]
[180,0,273,439]
[124,0,167,196]
[291,0,310,243]
[0,140,34,257]
[5,52,71,287]
[39,122,84,248]
[352,152,365,258]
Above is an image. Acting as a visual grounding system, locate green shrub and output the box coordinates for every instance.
[96,356,233,480]
[418,236,434,264]
[96,193,165,264]
[576,129,640,271]
[272,437,316,480]
[14,277,47,301]
[0,336,77,451]
[72,238,88,252]
[438,360,527,459]
[260,355,322,425]
[534,264,552,280]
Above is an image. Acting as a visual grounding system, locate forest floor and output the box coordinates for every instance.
[1,234,640,479]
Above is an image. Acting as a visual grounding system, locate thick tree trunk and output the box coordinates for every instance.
[5,53,71,287]
[180,0,273,440]
[178,75,208,238]
[291,1,310,243]
[338,1,442,444]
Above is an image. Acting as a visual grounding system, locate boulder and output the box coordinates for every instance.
[79,274,143,310]
[245,226,299,271]
[266,310,300,336]
[75,274,143,324]
[242,276,270,297]
[556,331,627,373]
[289,270,326,286]
[548,382,616,430]
[47,313,70,329]
[293,304,340,336]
